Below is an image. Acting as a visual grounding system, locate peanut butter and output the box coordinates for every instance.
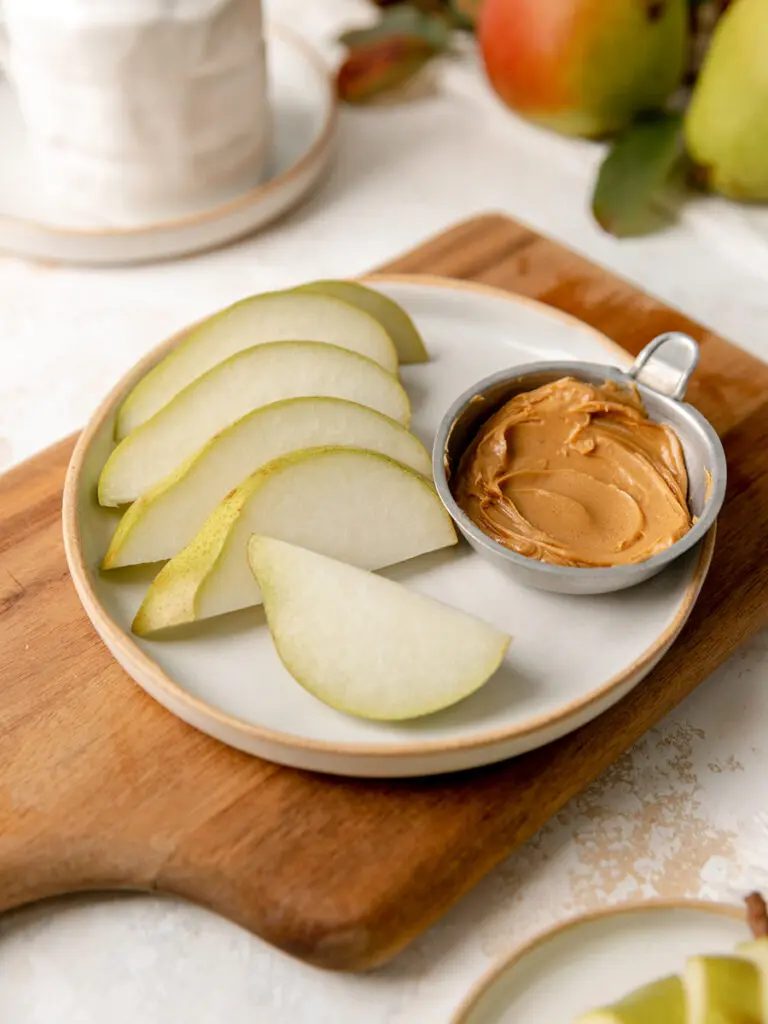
[452,377,692,568]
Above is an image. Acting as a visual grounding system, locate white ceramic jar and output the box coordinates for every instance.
[0,0,270,223]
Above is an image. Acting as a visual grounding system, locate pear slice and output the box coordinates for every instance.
[247,536,509,720]
[116,291,399,439]
[132,447,457,636]
[685,955,762,1024]
[736,940,768,1020]
[103,398,431,569]
[99,342,410,506]
[576,976,686,1023]
[295,280,428,364]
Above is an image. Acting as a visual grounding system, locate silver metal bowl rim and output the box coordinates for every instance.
[432,359,728,584]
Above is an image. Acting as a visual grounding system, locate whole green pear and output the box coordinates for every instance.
[685,0,768,199]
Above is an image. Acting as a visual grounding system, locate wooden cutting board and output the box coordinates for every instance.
[2,214,767,973]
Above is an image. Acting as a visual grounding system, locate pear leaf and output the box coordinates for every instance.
[592,113,687,238]
[340,6,450,51]
[337,34,436,105]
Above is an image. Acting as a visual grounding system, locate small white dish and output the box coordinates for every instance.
[63,277,714,778]
[451,899,750,1023]
[0,25,336,266]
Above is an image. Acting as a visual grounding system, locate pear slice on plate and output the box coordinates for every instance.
[99,342,411,506]
[685,955,762,1024]
[116,291,399,439]
[576,976,686,1023]
[295,280,429,364]
[103,398,431,568]
[132,447,457,637]
[247,536,509,721]
[736,940,768,1020]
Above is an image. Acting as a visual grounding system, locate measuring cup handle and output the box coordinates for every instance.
[627,332,699,401]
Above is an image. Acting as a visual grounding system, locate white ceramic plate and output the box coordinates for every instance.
[63,276,714,778]
[451,900,750,1023]
[0,26,336,266]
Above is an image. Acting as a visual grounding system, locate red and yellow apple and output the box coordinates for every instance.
[479,0,688,138]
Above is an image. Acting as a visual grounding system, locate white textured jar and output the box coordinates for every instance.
[1,0,270,223]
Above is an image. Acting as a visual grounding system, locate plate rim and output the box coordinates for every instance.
[449,897,747,1023]
[62,274,714,761]
[0,23,337,240]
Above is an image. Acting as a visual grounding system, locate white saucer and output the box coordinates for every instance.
[452,900,750,1022]
[63,277,714,778]
[0,25,337,266]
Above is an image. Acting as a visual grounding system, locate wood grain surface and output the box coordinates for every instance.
[2,214,767,972]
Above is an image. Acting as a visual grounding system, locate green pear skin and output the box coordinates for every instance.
[685,954,762,1023]
[295,281,429,364]
[737,938,768,1019]
[131,446,457,635]
[576,975,685,1023]
[686,0,768,199]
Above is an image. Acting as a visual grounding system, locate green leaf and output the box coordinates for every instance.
[592,113,688,238]
[337,34,436,105]
[340,5,451,52]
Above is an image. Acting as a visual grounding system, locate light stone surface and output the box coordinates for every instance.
[1,1,767,1020]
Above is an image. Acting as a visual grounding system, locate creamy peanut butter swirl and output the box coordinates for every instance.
[452,377,692,568]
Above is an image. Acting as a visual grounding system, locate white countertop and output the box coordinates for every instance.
[1,1,767,1020]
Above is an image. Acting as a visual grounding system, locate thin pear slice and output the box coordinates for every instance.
[736,941,768,1020]
[295,280,428,364]
[685,955,762,1024]
[100,342,410,506]
[248,536,509,721]
[103,398,431,568]
[116,291,399,439]
[576,976,686,1023]
[132,447,457,636]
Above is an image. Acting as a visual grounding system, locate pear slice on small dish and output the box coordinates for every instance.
[247,536,509,721]
[685,955,762,1024]
[116,290,399,439]
[103,397,431,569]
[576,975,686,1023]
[295,280,428,364]
[132,447,457,637]
[99,342,411,506]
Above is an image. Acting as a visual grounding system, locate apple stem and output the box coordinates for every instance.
[746,892,768,939]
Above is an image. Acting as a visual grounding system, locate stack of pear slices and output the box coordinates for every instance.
[99,280,511,721]
[577,931,768,1023]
